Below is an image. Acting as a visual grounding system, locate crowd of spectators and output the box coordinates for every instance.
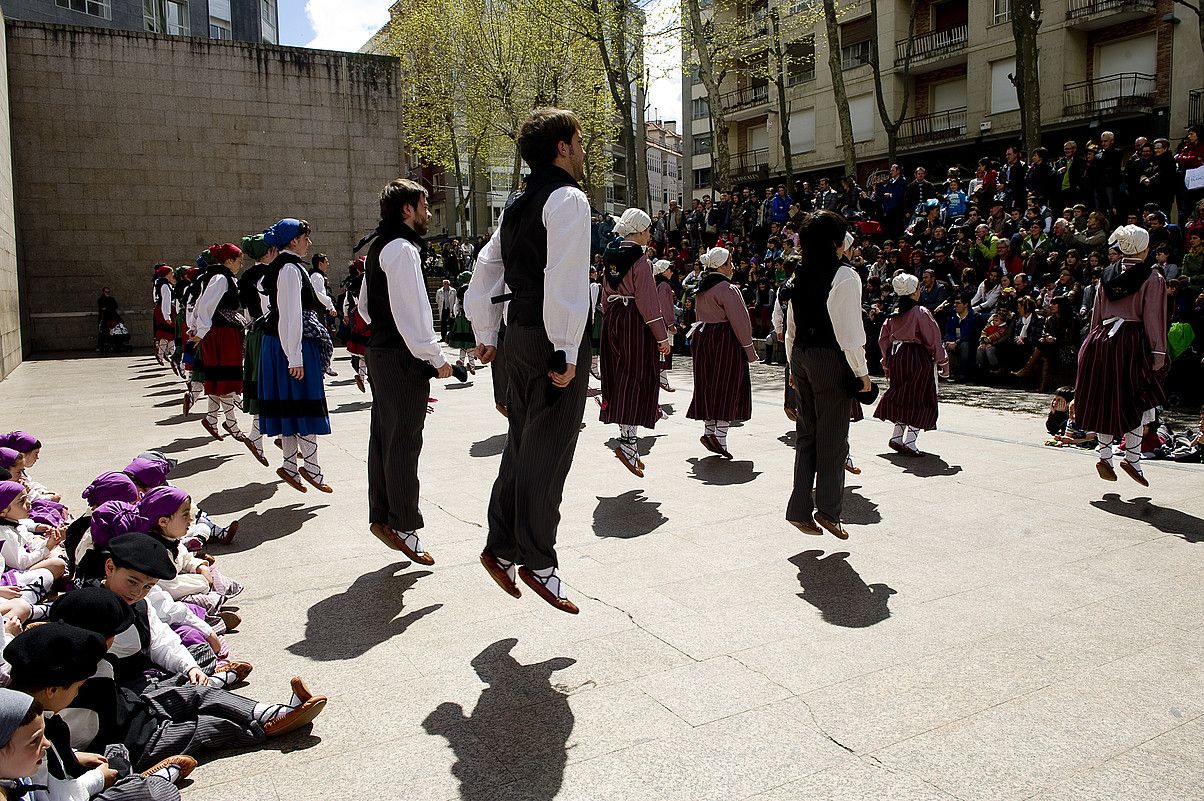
[637,127,1204,408]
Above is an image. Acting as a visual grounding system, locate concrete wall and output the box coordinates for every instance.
[5,21,402,352]
[0,16,20,379]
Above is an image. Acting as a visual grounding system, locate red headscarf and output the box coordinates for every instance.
[208,243,242,263]
[153,265,172,278]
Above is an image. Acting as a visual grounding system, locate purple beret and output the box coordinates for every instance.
[123,457,170,489]
[29,499,67,528]
[89,501,147,549]
[0,432,39,453]
[137,486,188,525]
[0,481,24,512]
[82,471,140,507]
[0,449,18,470]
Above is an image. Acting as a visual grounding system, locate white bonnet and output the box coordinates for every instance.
[891,273,919,296]
[1107,224,1150,256]
[652,259,673,276]
[611,208,652,237]
[700,247,730,271]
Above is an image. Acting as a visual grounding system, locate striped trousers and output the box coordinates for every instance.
[787,345,853,523]
[486,326,589,571]
[136,684,264,771]
[366,347,431,532]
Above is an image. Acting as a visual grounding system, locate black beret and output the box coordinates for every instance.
[4,623,106,689]
[49,586,135,637]
[106,533,176,580]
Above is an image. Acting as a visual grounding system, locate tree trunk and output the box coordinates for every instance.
[446,113,468,237]
[822,0,856,176]
[867,0,916,167]
[770,11,794,190]
[1011,0,1043,155]
[686,0,730,191]
[633,43,650,210]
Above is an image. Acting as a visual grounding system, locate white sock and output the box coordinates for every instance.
[903,426,919,450]
[208,666,239,689]
[494,555,517,583]
[532,565,566,599]
[281,436,300,476]
[249,416,264,457]
[704,420,717,438]
[1123,430,1143,471]
[714,420,730,447]
[252,691,303,725]
[297,435,321,482]
[618,424,639,460]
[1097,434,1115,465]
[205,396,220,426]
[396,529,425,556]
[890,423,904,444]
[149,763,185,784]
[846,454,856,469]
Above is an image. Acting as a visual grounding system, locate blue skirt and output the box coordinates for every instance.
[258,334,331,437]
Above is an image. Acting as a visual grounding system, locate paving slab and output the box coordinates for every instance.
[1,350,1202,801]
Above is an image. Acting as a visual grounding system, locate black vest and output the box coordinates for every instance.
[180,269,206,310]
[152,277,168,306]
[364,222,426,355]
[203,266,241,327]
[239,262,270,322]
[500,166,581,326]
[111,600,154,688]
[262,254,320,336]
[791,264,840,350]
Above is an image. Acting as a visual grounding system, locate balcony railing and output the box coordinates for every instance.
[1063,72,1156,117]
[733,148,769,171]
[718,84,770,113]
[1066,0,1156,23]
[1190,88,1203,128]
[898,107,968,148]
[895,24,968,67]
[787,64,816,86]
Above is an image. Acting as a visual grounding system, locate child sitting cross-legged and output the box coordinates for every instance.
[0,482,65,604]
[136,488,242,613]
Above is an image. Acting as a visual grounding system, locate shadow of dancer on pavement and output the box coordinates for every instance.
[789,550,896,628]
[423,638,576,801]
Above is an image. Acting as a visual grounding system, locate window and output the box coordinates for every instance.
[693,167,712,190]
[605,184,627,204]
[992,0,1010,24]
[613,155,627,175]
[689,65,702,85]
[55,0,111,19]
[144,0,190,34]
[788,108,816,153]
[849,93,875,142]
[260,0,279,43]
[691,97,711,121]
[692,134,713,156]
[989,57,1019,114]
[840,17,873,69]
[787,0,814,14]
[787,36,816,86]
[209,19,232,38]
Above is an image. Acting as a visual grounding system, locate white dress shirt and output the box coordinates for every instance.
[192,272,232,339]
[275,259,306,368]
[309,269,335,312]
[356,238,447,368]
[158,283,172,321]
[785,265,868,378]
[465,184,592,363]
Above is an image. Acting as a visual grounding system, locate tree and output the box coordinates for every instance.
[1011,0,1043,154]
[821,0,857,176]
[763,6,824,192]
[867,0,918,165]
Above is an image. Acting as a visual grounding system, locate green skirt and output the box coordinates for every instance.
[448,311,476,349]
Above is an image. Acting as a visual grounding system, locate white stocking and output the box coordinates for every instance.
[1123,428,1143,472]
[903,426,920,451]
[704,420,717,438]
[217,394,242,437]
[248,415,264,457]
[618,424,639,460]
[297,435,321,482]
[890,423,905,444]
[1097,433,1115,465]
[205,396,220,426]
[281,435,300,477]
[714,420,730,447]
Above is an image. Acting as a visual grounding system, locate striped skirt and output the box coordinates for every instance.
[199,326,245,396]
[599,300,662,428]
[242,327,264,415]
[687,321,752,422]
[1074,322,1166,436]
[258,334,331,437]
[874,341,938,430]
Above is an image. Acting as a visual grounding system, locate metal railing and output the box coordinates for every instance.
[718,84,770,112]
[1063,72,1156,117]
[1190,88,1203,128]
[1066,0,1156,21]
[895,23,968,67]
[787,64,816,86]
[733,148,769,171]
[898,107,968,148]
[841,41,871,70]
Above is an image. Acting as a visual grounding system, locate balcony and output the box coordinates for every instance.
[1063,72,1156,118]
[1065,0,1156,30]
[1190,88,1202,128]
[731,148,770,182]
[895,24,968,70]
[897,107,968,148]
[787,64,816,87]
[718,84,771,121]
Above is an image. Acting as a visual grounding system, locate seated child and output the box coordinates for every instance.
[975,308,1011,370]
[125,456,236,550]
[137,488,241,610]
[0,482,65,603]
[0,433,58,503]
[4,622,192,799]
[54,537,326,771]
[0,687,52,798]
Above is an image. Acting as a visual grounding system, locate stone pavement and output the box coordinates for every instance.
[2,351,1203,801]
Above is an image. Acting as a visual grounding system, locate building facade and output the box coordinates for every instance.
[0,0,277,43]
[646,119,684,210]
[682,0,1204,199]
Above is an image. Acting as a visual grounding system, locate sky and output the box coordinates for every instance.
[277,0,683,125]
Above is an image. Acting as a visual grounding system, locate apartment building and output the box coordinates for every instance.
[646,119,684,209]
[1,0,278,42]
[682,0,1204,199]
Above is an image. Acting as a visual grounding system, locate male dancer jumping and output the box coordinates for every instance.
[466,108,591,614]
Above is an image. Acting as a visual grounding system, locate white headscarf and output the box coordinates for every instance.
[611,208,652,237]
[652,259,673,276]
[1108,224,1150,256]
[700,247,730,271]
[891,273,919,296]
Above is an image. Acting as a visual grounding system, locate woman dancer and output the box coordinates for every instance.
[653,259,677,392]
[238,233,276,466]
[343,256,371,393]
[874,273,950,456]
[152,264,176,367]
[192,243,248,442]
[448,270,478,375]
[598,209,671,476]
[258,219,334,493]
[1075,224,1167,485]
[686,247,758,459]
[180,256,209,415]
